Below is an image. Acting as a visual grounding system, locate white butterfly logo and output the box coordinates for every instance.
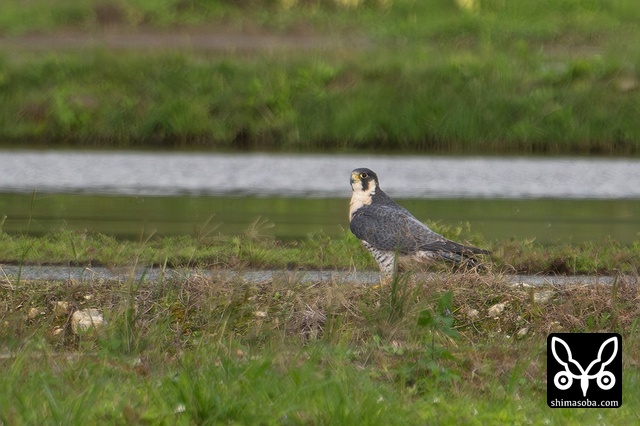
[551,336,618,397]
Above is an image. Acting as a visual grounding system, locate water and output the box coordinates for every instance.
[1,194,639,244]
[2,151,640,198]
[1,151,639,243]
[0,264,628,287]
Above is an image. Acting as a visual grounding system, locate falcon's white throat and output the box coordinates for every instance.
[349,179,376,220]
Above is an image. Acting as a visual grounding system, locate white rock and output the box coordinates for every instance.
[53,301,70,318]
[549,321,563,332]
[516,327,529,338]
[466,308,480,319]
[510,282,533,288]
[71,309,106,336]
[28,307,41,319]
[534,291,555,304]
[488,303,506,317]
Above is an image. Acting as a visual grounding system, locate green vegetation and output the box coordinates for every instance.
[2,2,639,422]
[1,273,639,423]
[1,227,639,275]
[1,0,640,153]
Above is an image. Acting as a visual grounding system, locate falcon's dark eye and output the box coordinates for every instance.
[360,172,368,179]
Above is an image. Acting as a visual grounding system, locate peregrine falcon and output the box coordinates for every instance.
[349,168,490,277]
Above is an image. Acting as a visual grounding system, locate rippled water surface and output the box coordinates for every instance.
[1,151,639,243]
[2,151,640,198]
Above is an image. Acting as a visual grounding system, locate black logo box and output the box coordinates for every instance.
[547,333,622,408]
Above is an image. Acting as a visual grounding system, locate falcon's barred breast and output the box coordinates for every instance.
[349,168,490,277]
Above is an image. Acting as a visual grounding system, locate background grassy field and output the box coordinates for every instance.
[1,0,640,154]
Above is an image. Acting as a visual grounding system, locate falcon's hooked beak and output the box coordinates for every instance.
[350,171,361,186]
[350,171,366,192]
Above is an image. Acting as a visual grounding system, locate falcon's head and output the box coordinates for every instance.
[350,168,379,194]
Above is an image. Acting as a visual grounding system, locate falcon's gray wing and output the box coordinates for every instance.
[350,204,489,258]
[350,204,451,254]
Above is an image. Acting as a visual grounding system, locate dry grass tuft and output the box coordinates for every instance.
[1,271,638,396]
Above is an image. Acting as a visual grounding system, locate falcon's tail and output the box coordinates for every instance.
[431,241,491,271]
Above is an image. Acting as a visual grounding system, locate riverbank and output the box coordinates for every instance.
[1,230,638,275]
[2,1,640,154]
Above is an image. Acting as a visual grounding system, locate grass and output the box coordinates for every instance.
[1,2,639,420]
[0,226,639,275]
[2,0,640,41]
[1,1,640,153]
[1,272,639,424]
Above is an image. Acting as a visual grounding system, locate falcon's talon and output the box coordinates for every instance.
[349,168,490,278]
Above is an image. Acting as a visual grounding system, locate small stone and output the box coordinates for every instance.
[534,291,555,304]
[255,311,267,318]
[616,76,638,92]
[71,309,105,336]
[52,326,65,336]
[516,327,529,338]
[28,307,44,319]
[549,321,563,333]
[488,303,506,317]
[52,301,70,318]
[466,308,479,319]
[510,282,533,288]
